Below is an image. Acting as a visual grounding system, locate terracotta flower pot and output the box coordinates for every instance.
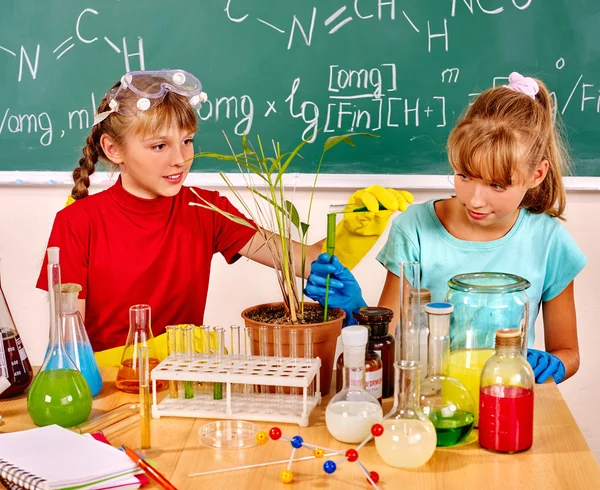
[241,302,345,396]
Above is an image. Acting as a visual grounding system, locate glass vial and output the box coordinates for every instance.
[354,306,394,399]
[27,247,92,427]
[479,328,534,453]
[326,326,383,443]
[0,258,33,398]
[413,288,431,380]
[398,261,421,363]
[419,303,475,446]
[60,284,103,397]
[375,360,437,468]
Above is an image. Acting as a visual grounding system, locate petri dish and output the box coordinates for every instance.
[198,420,258,449]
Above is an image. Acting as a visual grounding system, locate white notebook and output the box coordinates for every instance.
[0,425,139,490]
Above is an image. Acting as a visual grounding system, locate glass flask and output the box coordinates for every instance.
[479,328,534,453]
[326,326,383,444]
[115,304,167,394]
[419,303,475,446]
[354,306,394,399]
[0,259,33,398]
[446,272,530,425]
[375,360,437,468]
[397,261,421,363]
[413,288,431,380]
[60,284,103,396]
[27,247,92,427]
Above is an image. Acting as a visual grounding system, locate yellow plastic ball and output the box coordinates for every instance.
[313,448,324,458]
[256,431,269,444]
[280,470,294,483]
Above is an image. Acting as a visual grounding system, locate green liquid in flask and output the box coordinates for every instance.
[431,410,475,446]
[27,369,92,427]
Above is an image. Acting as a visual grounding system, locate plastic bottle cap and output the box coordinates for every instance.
[352,306,394,324]
[342,325,368,347]
[424,302,454,315]
[47,247,59,264]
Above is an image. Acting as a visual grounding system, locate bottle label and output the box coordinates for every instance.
[365,368,383,399]
[16,336,28,362]
[349,370,363,388]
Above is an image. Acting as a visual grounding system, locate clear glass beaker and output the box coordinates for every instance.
[375,361,437,468]
[27,247,92,427]
[326,326,383,444]
[419,303,475,446]
[479,328,534,453]
[0,258,33,398]
[60,284,103,397]
[115,305,167,394]
[445,273,530,425]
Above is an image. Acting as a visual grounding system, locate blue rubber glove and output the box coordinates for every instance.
[305,253,367,325]
[527,348,566,384]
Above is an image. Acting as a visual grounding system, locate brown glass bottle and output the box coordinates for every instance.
[353,307,395,399]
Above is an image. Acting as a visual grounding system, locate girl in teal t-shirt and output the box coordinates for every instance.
[306,73,587,384]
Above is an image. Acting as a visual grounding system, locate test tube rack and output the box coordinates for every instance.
[150,353,322,427]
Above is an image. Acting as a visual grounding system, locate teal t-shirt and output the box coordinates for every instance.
[376,199,587,345]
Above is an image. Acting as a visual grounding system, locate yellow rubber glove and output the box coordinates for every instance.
[94,326,221,367]
[324,185,414,270]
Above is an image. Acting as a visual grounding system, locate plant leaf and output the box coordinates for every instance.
[248,187,286,214]
[190,199,256,230]
[274,138,308,186]
[285,200,300,229]
[300,222,309,237]
[323,132,379,152]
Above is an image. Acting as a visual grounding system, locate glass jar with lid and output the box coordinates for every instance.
[445,272,530,425]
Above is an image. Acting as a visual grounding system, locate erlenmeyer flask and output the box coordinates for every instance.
[419,303,475,446]
[375,360,437,468]
[0,259,33,398]
[27,247,92,427]
[115,304,167,394]
[326,326,383,443]
[60,284,103,396]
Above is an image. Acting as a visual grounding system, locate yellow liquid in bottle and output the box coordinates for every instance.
[448,349,495,426]
[374,418,437,468]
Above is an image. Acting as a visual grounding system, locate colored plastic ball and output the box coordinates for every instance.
[313,448,324,458]
[371,423,384,437]
[323,460,337,474]
[269,427,282,440]
[256,431,268,444]
[280,470,294,483]
[369,471,380,484]
[345,449,358,462]
[291,435,304,448]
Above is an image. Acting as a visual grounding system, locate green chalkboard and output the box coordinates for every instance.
[1,1,599,175]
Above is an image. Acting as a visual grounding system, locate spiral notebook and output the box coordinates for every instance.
[0,425,140,490]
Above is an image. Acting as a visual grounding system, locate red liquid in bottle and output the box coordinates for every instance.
[479,385,533,452]
[0,332,33,398]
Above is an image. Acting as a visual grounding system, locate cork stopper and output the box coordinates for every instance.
[409,288,431,303]
[495,328,521,349]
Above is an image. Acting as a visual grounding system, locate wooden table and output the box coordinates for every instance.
[1,367,599,489]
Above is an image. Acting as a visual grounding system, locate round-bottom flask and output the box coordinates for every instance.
[420,303,475,446]
[375,361,437,468]
[326,326,383,443]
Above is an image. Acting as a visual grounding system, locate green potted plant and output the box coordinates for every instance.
[191,131,375,394]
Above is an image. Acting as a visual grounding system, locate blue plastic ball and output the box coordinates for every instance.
[291,436,304,449]
[323,460,337,474]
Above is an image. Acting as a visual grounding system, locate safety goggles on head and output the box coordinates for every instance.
[93,69,208,125]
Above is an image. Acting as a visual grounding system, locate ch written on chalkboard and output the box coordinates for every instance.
[0,0,599,176]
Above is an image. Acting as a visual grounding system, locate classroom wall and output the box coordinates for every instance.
[0,181,598,461]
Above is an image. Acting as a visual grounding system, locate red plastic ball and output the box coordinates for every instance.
[269,427,282,440]
[371,424,384,437]
[345,449,358,462]
[369,471,380,484]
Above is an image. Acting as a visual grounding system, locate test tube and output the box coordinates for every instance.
[243,326,254,394]
[289,328,299,396]
[181,324,195,399]
[328,202,388,214]
[200,325,211,396]
[165,325,179,399]
[138,345,151,450]
[70,403,140,435]
[230,325,241,393]
[273,326,284,397]
[213,327,224,400]
[304,328,315,397]
[259,325,269,394]
[399,261,421,363]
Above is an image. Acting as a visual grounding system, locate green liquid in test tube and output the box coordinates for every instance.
[213,327,224,400]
